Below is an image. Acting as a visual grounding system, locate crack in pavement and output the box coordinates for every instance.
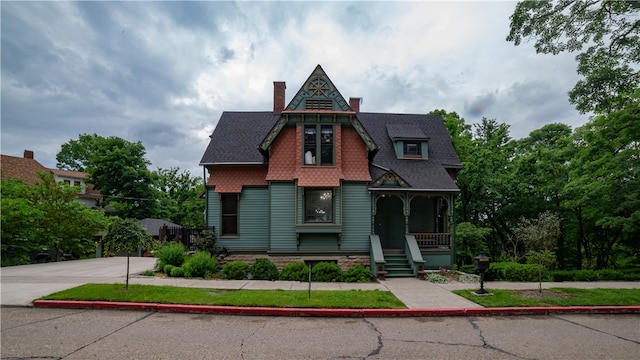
[362,318,384,358]
[239,319,267,360]
[552,315,640,345]
[58,311,155,359]
[466,318,534,360]
[1,310,89,332]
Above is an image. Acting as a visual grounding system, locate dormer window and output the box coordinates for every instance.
[303,125,334,166]
[404,142,422,157]
[386,123,429,160]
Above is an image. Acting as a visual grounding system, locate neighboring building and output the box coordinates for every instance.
[1,150,101,207]
[200,65,462,278]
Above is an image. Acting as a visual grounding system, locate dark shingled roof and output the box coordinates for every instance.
[199,112,280,165]
[200,111,461,192]
[358,113,461,192]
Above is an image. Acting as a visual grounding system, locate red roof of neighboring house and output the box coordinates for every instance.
[1,154,51,184]
[208,165,269,193]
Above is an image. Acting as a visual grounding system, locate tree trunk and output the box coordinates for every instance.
[126,251,130,290]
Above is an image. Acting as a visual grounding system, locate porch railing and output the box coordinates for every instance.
[411,232,451,248]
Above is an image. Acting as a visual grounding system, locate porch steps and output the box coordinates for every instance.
[383,252,414,278]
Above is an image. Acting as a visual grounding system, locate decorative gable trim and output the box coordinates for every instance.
[370,170,410,188]
[286,65,351,112]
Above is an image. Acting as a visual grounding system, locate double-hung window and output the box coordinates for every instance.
[303,125,334,166]
[404,141,421,157]
[221,193,238,236]
[304,189,333,223]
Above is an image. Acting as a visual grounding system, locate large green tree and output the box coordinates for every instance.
[151,167,205,227]
[507,0,640,113]
[57,134,155,219]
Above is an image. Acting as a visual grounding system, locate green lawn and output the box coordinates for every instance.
[453,288,640,307]
[40,284,407,309]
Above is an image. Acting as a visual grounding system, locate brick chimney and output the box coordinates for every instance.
[349,97,362,113]
[24,150,34,159]
[273,81,286,113]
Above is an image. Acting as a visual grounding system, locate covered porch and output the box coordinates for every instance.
[370,191,456,278]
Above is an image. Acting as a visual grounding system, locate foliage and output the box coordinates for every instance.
[163,264,176,275]
[193,230,217,255]
[183,251,217,279]
[222,261,250,280]
[343,264,372,283]
[279,262,309,282]
[1,174,108,264]
[57,133,155,219]
[485,262,548,282]
[170,267,185,278]
[425,273,448,283]
[552,269,640,282]
[141,270,155,276]
[458,273,480,283]
[455,222,490,266]
[311,262,343,282]
[102,217,153,289]
[507,0,640,113]
[151,167,205,227]
[249,258,280,281]
[155,242,186,270]
[41,284,407,309]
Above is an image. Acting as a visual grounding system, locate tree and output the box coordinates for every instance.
[102,218,152,290]
[455,222,491,267]
[513,211,562,292]
[1,174,108,263]
[507,0,640,113]
[57,134,156,219]
[151,167,205,227]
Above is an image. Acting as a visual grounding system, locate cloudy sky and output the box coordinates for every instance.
[1,1,589,177]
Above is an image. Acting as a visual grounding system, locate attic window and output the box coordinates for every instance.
[305,99,333,110]
[404,142,421,157]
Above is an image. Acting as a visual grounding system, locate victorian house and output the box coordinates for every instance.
[200,65,461,278]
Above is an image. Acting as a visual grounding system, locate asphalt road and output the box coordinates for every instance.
[2,307,639,359]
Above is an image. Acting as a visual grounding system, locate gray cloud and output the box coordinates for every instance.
[1,1,590,176]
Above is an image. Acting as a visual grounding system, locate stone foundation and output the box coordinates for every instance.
[217,254,370,271]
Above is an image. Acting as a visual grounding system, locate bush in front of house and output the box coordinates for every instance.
[249,258,280,280]
[222,261,250,280]
[312,262,343,282]
[279,262,308,282]
[485,262,547,282]
[163,264,175,275]
[170,267,185,278]
[156,242,186,270]
[343,264,372,283]
[183,251,217,279]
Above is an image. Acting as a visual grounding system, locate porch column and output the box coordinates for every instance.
[403,193,410,234]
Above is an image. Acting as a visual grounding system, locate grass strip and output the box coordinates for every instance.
[453,288,640,307]
[40,284,406,309]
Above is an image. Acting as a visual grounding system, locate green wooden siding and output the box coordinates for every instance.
[422,251,452,269]
[341,183,371,251]
[207,187,269,250]
[206,189,221,233]
[269,182,297,250]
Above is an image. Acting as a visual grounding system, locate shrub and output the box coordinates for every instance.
[425,272,448,283]
[156,242,186,270]
[312,262,343,282]
[343,264,372,283]
[194,230,217,255]
[458,273,480,283]
[222,261,250,280]
[163,264,175,275]
[183,251,218,279]
[486,262,546,282]
[141,269,155,276]
[280,262,308,282]
[459,264,476,274]
[170,267,185,278]
[249,258,279,280]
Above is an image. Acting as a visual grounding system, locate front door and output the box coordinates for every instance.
[374,195,405,249]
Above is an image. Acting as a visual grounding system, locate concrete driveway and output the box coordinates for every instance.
[1,257,157,306]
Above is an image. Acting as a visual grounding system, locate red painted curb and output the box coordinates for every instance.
[32,301,640,317]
